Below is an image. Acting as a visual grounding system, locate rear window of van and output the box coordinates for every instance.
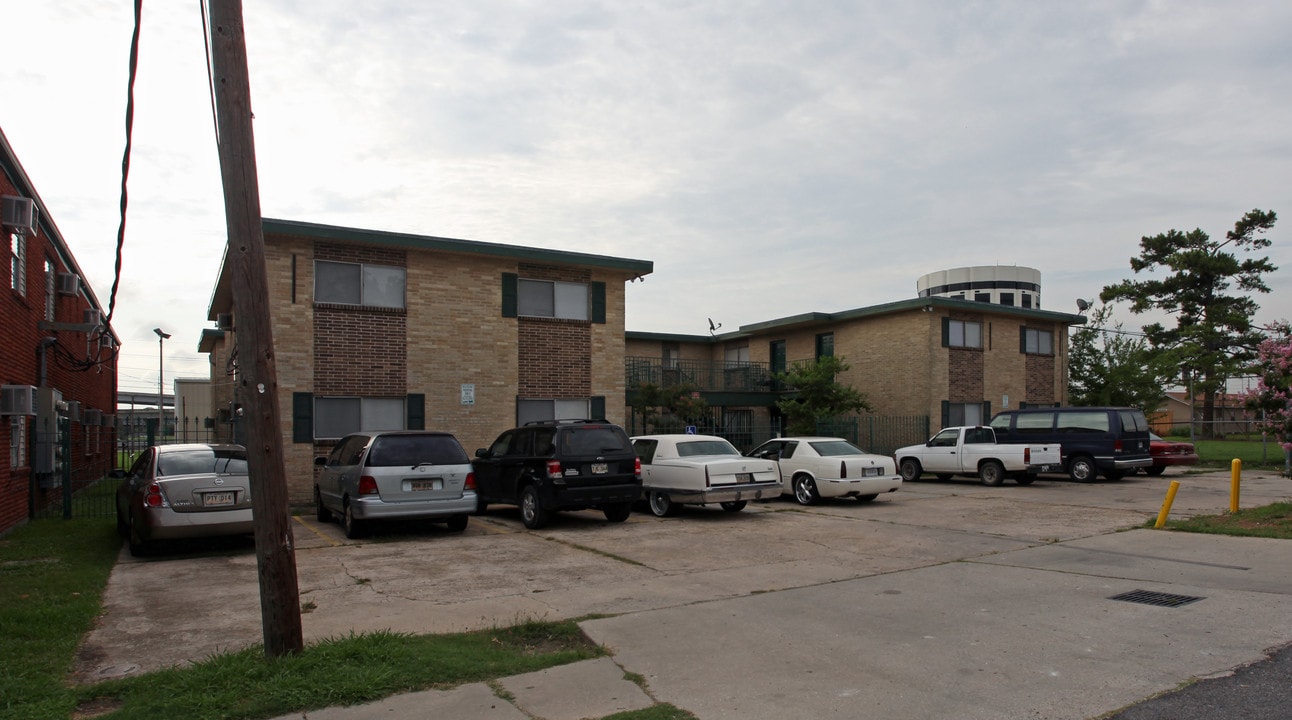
[1015,412,1055,433]
[367,435,469,467]
[1057,411,1110,433]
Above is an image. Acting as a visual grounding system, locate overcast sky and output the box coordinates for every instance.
[4,1,1290,397]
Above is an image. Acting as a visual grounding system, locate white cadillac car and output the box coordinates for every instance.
[630,434,780,517]
[747,436,902,505]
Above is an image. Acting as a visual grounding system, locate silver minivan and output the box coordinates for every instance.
[314,431,476,538]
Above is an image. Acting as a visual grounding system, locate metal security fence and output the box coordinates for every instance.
[625,412,930,456]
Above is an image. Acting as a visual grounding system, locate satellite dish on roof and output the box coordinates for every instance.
[1076,298,1092,313]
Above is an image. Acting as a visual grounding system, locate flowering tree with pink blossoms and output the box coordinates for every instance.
[1244,321,1292,472]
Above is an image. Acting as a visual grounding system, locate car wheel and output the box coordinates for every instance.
[1015,474,1037,486]
[720,500,747,512]
[979,460,1005,486]
[855,493,878,503]
[899,458,922,482]
[519,484,550,529]
[793,475,820,506]
[445,514,469,532]
[127,511,150,557]
[314,486,331,523]
[648,491,676,517]
[1068,456,1096,483]
[342,501,367,539]
[602,502,633,523]
[1144,466,1166,477]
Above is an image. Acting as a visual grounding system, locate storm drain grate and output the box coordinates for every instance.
[1109,589,1205,608]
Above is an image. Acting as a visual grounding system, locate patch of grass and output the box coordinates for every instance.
[1192,439,1289,470]
[1158,502,1292,539]
[76,624,602,719]
[603,704,700,720]
[0,516,120,720]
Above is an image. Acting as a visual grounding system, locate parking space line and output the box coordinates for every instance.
[293,515,342,546]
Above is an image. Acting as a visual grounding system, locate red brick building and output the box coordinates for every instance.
[1,126,119,535]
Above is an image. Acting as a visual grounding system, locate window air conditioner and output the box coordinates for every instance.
[101,413,115,428]
[1,195,38,235]
[216,313,234,331]
[0,385,38,416]
[100,335,117,349]
[65,400,82,422]
[84,408,102,425]
[83,308,102,326]
[57,273,80,296]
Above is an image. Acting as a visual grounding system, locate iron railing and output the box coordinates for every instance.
[626,357,779,393]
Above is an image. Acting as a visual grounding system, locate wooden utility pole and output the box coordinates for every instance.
[207,0,303,658]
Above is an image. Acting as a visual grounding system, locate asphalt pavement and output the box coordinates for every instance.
[74,467,1292,719]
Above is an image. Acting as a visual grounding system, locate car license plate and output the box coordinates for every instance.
[203,491,234,507]
[591,463,608,474]
[863,467,881,477]
[410,479,443,491]
[735,473,752,483]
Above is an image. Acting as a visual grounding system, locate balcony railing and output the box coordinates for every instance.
[625,356,779,393]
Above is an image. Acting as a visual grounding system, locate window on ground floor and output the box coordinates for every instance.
[517,397,606,425]
[942,401,989,427]
[313,397,406,440]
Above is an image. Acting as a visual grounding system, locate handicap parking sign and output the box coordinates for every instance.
[685,425,696,434]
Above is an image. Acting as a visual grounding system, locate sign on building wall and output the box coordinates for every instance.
[460,384,475,406]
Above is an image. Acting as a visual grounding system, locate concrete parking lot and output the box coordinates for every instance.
[75,469,1292,719]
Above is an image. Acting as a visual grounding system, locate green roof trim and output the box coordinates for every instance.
[739,297,1087,334]
[262,218,654,274]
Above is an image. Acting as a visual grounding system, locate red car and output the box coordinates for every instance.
[1145,432,1199,475]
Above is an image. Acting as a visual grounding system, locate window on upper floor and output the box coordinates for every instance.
[724,345,749,367]
[518,279,589,320]
[314,260,406,309]
[815,333,834,359]
[1000,292,1015,306]
[942,318,983,349]
[10,233,25,296]
[44,257,55,320]
[1022,328,1053,355]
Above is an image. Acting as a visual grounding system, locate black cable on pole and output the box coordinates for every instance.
[107,0,143,326]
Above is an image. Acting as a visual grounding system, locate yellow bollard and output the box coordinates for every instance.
[1155,480,1181,529]
[1230,458,1241,513]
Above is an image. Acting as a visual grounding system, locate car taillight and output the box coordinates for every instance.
[1024,447,1031,463]
[840,461,847,478]
[464,471,476,491]
[634,457,642,479]
[1113,439,1123,453]
[144,482,165,508]
[546,460,562,480]
[358,476,379,495]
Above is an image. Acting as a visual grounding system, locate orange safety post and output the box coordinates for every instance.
[1230,458,1242,513]
[1155,480,1181,529]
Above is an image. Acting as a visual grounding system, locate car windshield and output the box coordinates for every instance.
[676,439,739,457]
[809,440,865,456]
[560,427,631,455]
[157,449,248,476]
[367,434,469,467]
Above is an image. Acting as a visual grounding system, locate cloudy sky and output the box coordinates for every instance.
[3,1,1290,397]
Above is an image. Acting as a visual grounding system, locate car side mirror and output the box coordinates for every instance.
[314,456,327,466]
[475,448,490,459]
[109,468,126,479]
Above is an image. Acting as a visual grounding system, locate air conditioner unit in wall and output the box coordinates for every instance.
[83,308,102,327]
[216,313,234,331]
[101,413,115,428]
[1,385,38,416]
[57,273,80,296]
[84,408,102,425]
[1,195,38,235]
[65,400,82,422]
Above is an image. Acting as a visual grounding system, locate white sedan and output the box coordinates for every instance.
[630,434,781,517]
[747,437,902,505]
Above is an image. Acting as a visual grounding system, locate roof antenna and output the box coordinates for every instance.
[708,318,722,336]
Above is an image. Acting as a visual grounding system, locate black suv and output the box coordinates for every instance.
[472,420,641,529]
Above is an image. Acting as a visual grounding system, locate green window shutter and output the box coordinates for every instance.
[406,393,425,430]
[1019,327,1028,354]
[590,282,606,324]
[292,392,313,443]
[940,400,950,428]
[501,273,518,318]
[941,318,951,347]
[590,396,606,420]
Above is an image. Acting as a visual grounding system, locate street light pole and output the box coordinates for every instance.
[154,328,171,441]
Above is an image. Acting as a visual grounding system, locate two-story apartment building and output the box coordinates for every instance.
[203,218,652,504]
[626,297,1084,451]
[1,126,119,534]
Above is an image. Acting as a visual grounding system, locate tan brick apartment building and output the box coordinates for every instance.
[625,297,1084,448]
[203,219,652,504]
[1,126,119,535]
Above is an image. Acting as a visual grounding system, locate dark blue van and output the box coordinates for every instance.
[988,407,1152,482]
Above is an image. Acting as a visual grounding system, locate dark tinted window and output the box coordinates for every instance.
[632,439,658,464]
[559,426,630,455]
[809,440,862,457]
[1057,411,1110,433]
[367,434,468,467]
[1016,413,1056,434]
[1119,410,1148,433]
[676,439,739,457]
[158,448,248,476]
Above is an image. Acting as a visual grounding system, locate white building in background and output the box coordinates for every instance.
[173,378,212,440]
[917,265,1042,309]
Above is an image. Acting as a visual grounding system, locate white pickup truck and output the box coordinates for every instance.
[893,426,1061,486]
